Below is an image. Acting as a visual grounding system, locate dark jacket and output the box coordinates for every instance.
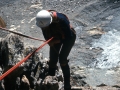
[41,11,75,42]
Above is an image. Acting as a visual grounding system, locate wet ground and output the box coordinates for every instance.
[1,0,120,88]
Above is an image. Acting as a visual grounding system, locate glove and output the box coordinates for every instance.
[48,39,60,46]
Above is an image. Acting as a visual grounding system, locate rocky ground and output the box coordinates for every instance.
[1,0,120,90]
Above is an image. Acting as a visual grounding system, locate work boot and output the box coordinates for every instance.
[48,67,56,76]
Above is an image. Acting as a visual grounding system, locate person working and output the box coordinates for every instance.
[36,10,76,90]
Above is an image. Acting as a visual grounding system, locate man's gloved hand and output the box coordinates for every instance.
[48,39,60,46]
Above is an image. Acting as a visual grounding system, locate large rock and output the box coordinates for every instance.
[0,33,65,90]
[41,76,59,90]
[0,33,40,90]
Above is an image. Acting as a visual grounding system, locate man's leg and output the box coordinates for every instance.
[61,63,71,90]
[49,43,61,76]
[59,34,76,90]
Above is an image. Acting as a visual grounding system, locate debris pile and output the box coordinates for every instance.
[0,33,64,90]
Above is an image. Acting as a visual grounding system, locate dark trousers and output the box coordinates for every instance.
[48,32,76,89]
[49,33,76,67]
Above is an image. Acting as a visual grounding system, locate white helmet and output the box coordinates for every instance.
[36,10,52,28]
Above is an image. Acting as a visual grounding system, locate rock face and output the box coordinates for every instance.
[0,34,27,89]
[0,33,64,90]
